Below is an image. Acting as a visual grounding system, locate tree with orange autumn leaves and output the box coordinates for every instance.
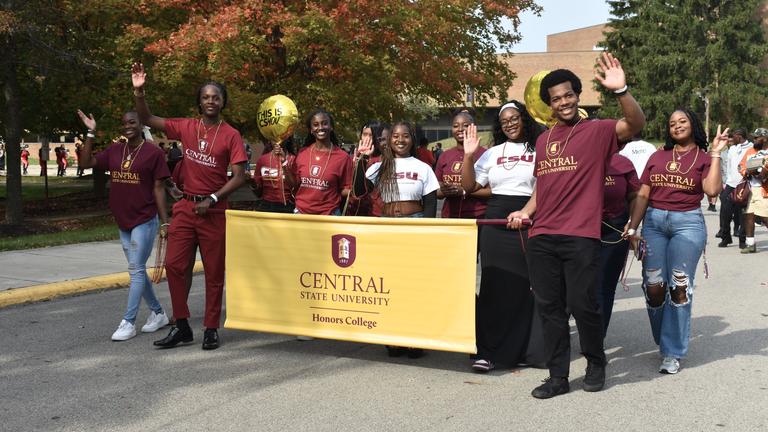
[125,0,541,138]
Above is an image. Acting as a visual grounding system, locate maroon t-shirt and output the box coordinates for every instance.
[603,153,640,219]
[164,118,248,196]
[435,146,488,218]
[532,119,619,239]
[641,147,712,211]
[95,141,170,230]
[254,152,295,204]
[290,144,353,215]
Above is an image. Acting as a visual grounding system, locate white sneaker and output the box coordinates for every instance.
[111,320,137,341]
[141,311,170,333]
[659,356,680,374]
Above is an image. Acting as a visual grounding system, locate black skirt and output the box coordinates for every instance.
[476,194,547,367]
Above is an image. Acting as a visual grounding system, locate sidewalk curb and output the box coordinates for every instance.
[0,261,204,309]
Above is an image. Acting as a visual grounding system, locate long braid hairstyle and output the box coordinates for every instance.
[664,108,708,151]
[373,121,418,203]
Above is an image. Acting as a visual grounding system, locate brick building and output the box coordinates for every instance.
[421,24,609,142]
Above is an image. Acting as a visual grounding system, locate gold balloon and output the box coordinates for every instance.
[523,71,591,127]
[524,70,556,127]
[257,95,299,145]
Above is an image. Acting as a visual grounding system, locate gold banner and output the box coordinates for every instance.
[224,210,478,353]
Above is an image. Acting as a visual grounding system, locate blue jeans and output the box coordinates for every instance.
[641,207,706,358]
[119,216,163,324]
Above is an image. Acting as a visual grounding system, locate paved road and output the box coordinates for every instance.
[1,206,767,431]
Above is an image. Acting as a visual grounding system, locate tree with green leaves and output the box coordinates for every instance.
[127,0,541,139]
[598,0,768,139]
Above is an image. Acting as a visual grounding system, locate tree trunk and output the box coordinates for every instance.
[2,15,24,225]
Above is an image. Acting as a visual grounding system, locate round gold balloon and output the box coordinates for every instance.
[257,95,299,145]
[523,71,590,127]
[524,70,556,127]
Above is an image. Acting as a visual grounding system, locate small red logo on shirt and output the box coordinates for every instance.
[332,234,356,268]
[451,161,462,172]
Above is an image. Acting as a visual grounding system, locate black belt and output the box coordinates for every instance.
[183,193,210,202]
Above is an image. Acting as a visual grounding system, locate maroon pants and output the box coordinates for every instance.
[166,199,226,328]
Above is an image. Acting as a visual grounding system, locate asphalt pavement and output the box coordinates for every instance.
[0,203,767,431]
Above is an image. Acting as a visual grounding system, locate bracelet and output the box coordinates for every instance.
[160,223,170,227]
[613,85,628,96]
[627,228,636,236]
[86,133,95,139]
[209,193,219,204]
[133,89,145,97]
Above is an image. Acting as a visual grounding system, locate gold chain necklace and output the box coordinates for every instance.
[121,140,145,171]
[196,119,223,155]
[667,145,699,175]
[309,143,333,179]
[545,117,583,160]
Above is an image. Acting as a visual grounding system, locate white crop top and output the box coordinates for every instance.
[366,157,440,203]
[474,142,536,196]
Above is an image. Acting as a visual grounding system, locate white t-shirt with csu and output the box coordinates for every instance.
[366,156,440,203]
[473,141,536,196]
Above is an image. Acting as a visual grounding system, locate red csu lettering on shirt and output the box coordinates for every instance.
[185,148,218,166]
[649,173,695,187]
[261,167,279,179]
[395,172,419,180]
[496,154,534,165]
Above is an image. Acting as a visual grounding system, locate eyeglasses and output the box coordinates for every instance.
[500,116,522,127]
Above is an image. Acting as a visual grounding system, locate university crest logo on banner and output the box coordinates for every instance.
[331,234,356,267]
[451,161,462,172]
[310,165,321,177]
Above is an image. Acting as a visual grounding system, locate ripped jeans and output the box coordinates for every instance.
[641,207,706,358]
[119,216,163,324]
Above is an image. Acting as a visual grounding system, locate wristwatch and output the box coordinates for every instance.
[209,193,219,204]
[627,228,636,236]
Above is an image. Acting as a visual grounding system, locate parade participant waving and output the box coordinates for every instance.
[354,121,439,218]
[76,109,171,341]
[625,114,727,375]
[283,110,352,215]
[460,101,546,372]
[131,63,248,350]
[252,138,296,213]
[508,52,646,398]
[354,121,439,358]
[347,121,390,216]
[435,110,490,218]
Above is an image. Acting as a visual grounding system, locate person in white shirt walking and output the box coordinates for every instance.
[719,128,752,248]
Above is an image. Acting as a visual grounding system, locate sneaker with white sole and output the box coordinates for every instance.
[472,359,495,373]
[659,356,680,374]
[141,311,170,333]
[111,320,137,341]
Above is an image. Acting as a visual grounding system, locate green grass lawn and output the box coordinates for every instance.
[0,221,118,251]
[0,175,91,200]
